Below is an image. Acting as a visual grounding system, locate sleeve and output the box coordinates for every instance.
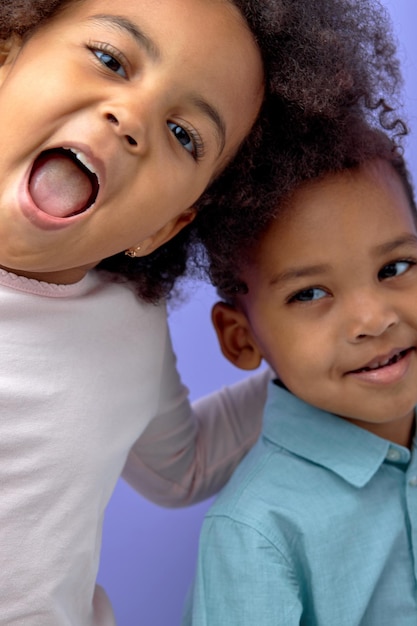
[183,515,303,626]
[121,320,270,507]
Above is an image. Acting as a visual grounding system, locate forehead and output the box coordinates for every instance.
[72,0,249,43]
[278,161,414,241]
[55,0,258,70]
[251,160,416,273]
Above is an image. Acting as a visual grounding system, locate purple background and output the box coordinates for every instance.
[97,2,417,624]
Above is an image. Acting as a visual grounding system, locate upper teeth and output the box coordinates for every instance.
[67,148,98,178]
[365,353,400,371]
[368,357,391,370]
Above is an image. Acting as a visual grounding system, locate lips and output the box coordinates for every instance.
[28,148,100,218]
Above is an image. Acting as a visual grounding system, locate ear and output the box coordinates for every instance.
[211,301,263,371]
[0,35,22,69]
[138,207,196,256]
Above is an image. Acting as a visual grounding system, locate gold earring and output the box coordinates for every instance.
[125,245,141,258]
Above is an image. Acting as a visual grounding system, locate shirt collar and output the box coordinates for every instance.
[263,381,412,488]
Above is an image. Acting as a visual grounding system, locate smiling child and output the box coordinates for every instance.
[185,127,417,624]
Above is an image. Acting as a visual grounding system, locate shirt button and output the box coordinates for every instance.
[408,476,417,487]
[386,447,402,462]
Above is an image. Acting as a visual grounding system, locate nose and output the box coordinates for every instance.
[344,290,399,343]
[103,102,150,154]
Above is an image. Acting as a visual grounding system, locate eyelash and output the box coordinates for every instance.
[167,122,205,161]
[287,287,328,304]
[287,258,417,305]
[87,43,205,162]
[88,42,129,77]
[377,258,416,280]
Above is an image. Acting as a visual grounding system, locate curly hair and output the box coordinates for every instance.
[0,0,405,302]
[198,119,415,301]
[191,0,410,300]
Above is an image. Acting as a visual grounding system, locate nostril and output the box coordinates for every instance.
[106,114,138,147]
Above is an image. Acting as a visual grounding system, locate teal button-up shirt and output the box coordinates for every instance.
[184,382,417,625]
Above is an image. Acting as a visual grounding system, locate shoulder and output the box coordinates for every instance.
[204,441,297,542]
[88,270,168,328]
[205,432,347,552]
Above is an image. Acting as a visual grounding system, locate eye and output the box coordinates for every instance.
[167,122,204,161]
[378,260,415,280]
[89,45,127,78]
[289,287,328,303]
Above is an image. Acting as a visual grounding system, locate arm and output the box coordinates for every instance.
[183,515,303,626]
[122,322,270,506]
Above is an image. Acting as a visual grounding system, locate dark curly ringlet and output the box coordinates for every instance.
[0,0,406,302]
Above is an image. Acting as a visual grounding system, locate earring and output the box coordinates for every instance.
[125,245,141,258]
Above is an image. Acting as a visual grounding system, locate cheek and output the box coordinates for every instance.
[272,351,309,388]
[248,305,332,380]
[256,330,302,381]
[269,331,327,390]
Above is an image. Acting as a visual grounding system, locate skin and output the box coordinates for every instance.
[0,0,264,284]
[213,160,417,447]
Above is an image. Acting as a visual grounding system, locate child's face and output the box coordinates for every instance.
[234,160,417,446]
[0,0,263,284]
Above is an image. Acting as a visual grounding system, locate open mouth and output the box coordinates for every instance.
[351,348,411,374]
[28,148,100,218]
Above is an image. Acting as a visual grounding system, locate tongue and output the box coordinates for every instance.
[29,152,93,218]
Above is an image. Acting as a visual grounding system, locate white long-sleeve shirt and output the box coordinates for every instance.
[0,268,267,625]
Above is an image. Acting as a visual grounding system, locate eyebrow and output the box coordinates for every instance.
[270,264,330,287]
[270,234,417,287]
[89,15,160,59]
[89,14,227,155]
[373,234,417,256]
